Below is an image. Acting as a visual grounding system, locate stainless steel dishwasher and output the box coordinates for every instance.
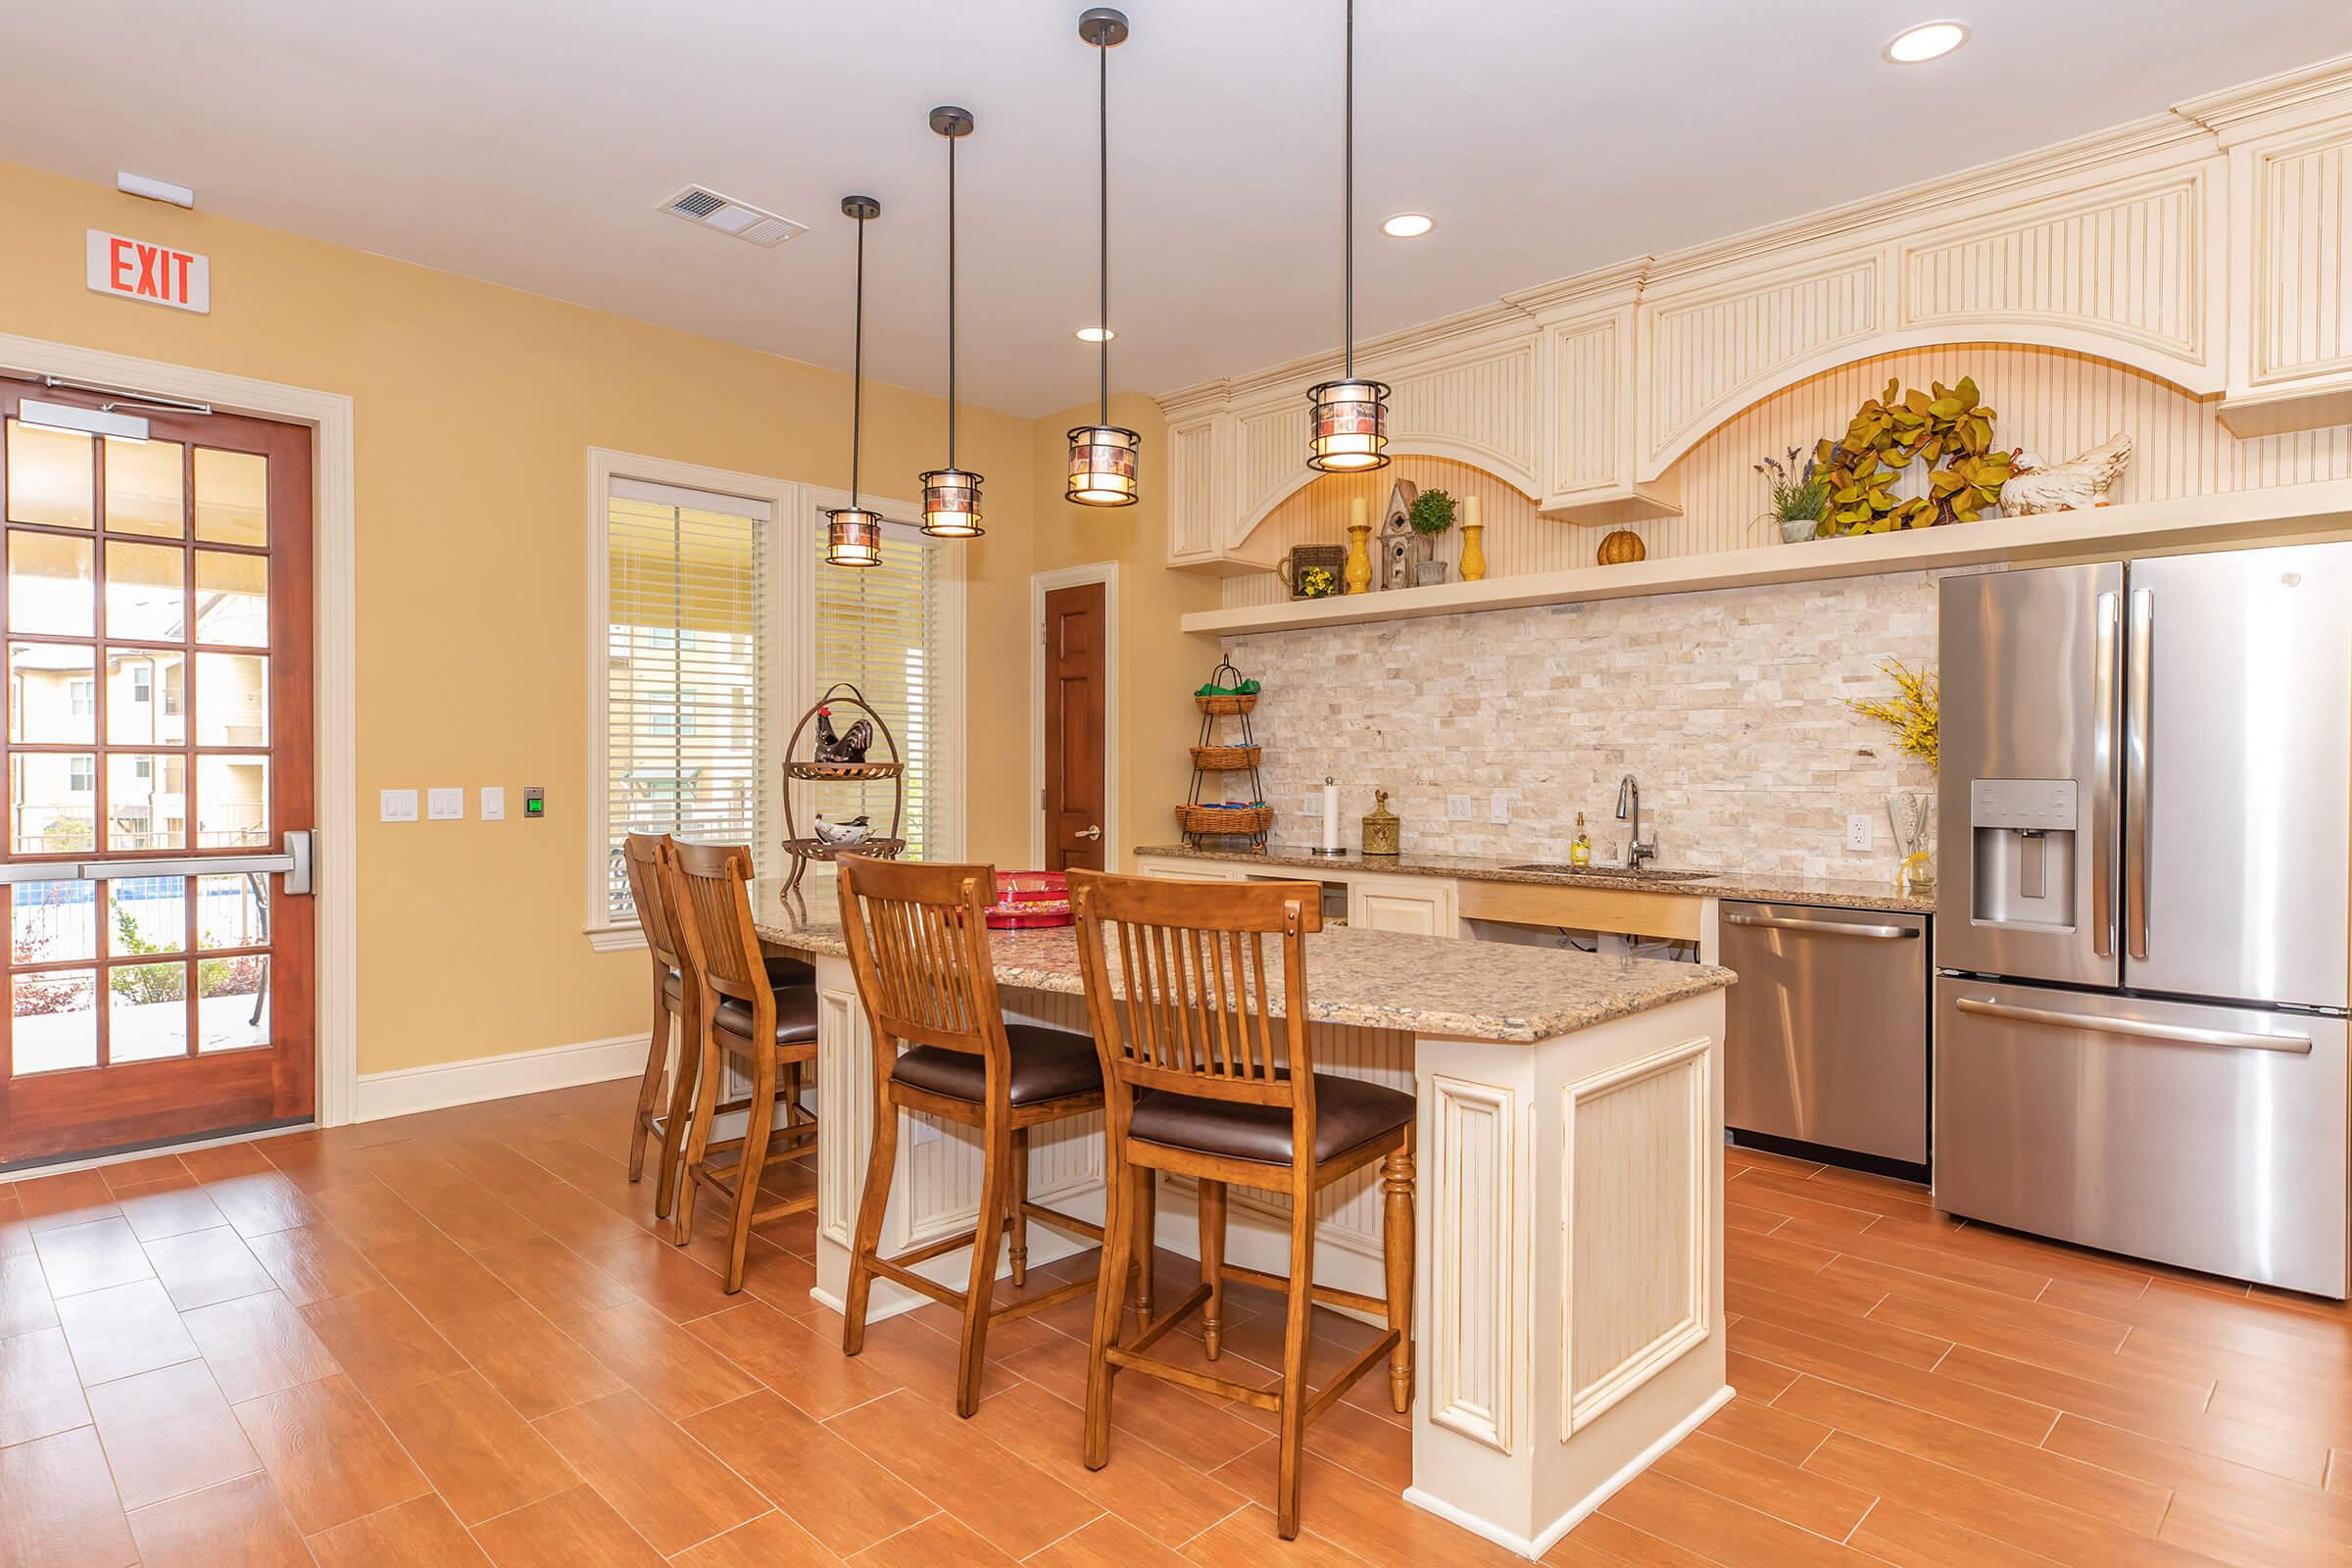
[1721,901,1931,1177]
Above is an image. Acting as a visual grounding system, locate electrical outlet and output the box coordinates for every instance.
[1446,794,1474,821]
[1845,812,1874,852]
[1304,794,1324,816]
[1489,792,1511,825]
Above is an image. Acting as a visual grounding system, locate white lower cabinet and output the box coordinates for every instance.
[1347,873,1461,938]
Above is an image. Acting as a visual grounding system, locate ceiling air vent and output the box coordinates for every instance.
[662,186,808,248]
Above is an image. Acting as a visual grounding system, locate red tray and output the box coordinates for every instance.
[986,870,1073,929]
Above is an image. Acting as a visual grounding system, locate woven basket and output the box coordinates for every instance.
[1190,744,1262,771]
[1176,803,1273,835]
[1194,691,1259,715]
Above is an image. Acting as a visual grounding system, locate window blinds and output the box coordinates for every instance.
[811,527,942,859]
[604,486,767,922]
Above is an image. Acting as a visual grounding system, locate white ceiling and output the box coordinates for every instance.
[6,2,2350,416]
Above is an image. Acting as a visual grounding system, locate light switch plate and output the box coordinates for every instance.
[1446,794,1474,821]
[1489,793,1511,824]
[427,787,465,821]
[379,788,417,823]
[1845,812,1873,852]
[480,786,506,821]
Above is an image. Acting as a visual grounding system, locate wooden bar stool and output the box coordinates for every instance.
[1069,869,1416,1542]
[837,854,1107,1418]
[662,840,821,1293]
[623,834,815,1220]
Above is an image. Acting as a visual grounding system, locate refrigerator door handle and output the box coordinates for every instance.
[2091,590,2120,959]
[2125,587,2154,960]
[1954,996,2312,1054]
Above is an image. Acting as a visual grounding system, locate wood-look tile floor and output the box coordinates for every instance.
[3,1081,2348,1566]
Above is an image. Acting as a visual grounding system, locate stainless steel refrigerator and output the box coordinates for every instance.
[1936,543,2351,1298]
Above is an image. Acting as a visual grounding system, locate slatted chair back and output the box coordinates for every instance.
[662,841,768,1013]
[623,833,684,974]
[1068,869,1322,1120]
[835,854,1011,1069]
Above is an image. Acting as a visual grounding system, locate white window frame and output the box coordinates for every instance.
[583,448,804,951]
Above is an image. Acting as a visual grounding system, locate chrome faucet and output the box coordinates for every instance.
[1616,774,1658,868]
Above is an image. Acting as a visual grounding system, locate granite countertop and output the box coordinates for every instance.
[1131,843,1936,915]
[753,878,1731,1044]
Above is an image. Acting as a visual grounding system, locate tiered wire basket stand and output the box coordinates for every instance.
[1181,660,1271,850]
[781,681,906,896]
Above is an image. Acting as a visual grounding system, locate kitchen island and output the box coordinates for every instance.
[753,878,1735,1558]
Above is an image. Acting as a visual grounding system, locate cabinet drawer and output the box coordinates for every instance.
[1456,879,1701,940]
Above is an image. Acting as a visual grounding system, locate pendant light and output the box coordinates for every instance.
[1066,7,1140,508]
[826,195,886,567]
[920,105,984,537]
[1305,0,1390,472]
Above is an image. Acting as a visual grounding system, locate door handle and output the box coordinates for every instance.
[1955,996,2309,1054]
[1722,912,1918,939]
[2125,588,2152,959]
[58,830,314,894]
[1073,825,1102,841]
[2091,590,2119,958]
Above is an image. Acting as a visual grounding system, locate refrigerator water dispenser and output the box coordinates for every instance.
[1969,778,2079,930]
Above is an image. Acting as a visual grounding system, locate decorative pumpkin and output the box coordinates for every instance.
[1596,528,1646,565]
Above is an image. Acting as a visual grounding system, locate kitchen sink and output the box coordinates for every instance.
[1504,863,1716,882]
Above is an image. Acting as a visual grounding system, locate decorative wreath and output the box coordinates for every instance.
[1814,376,2014,534]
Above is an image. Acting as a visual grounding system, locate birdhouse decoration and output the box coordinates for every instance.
[1378,476,1426,592]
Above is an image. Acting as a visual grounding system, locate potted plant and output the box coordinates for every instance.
[1408,488,1456,585]
[1754,447,1830,543]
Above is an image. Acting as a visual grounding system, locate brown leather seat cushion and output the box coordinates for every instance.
[890,1025,1102,1106]
[665,954,813,1004]
[712,982,819,1048]
[1128,1072,1414,1166]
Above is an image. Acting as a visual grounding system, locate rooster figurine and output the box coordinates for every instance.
[812,706,874,765]
[2002,433,2132,515]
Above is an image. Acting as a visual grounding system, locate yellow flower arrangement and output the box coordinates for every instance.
[1846,661,1938,769]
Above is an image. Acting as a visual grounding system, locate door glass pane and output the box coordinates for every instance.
[196,756,267,848]
[193,653,265,746]
[107,753,185,851]
[106,648,185,744]
[14,968,96,1074]
[104,437,183,538]
[109,876,186,956]
[12,752,97,854]
[11,643,97,742]
[196,872,267,950]
[9,531,95,635]
[109,961,187,1062]
[193,550,267,646]
[194,449,267,547]
[14,879,96,964]
[197,955,267,1053]
[104,542,186,640]
[5,419,93,529]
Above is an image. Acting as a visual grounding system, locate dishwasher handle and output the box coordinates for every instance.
[1722,911,1919,940]
[1954,996,2311,1054]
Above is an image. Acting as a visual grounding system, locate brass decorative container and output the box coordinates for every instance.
[1361,789,1401,857]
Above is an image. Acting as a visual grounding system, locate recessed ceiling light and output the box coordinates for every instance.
[1883,20,1969,63]
[1382,213,1435,239]
[1075,325,1116,343]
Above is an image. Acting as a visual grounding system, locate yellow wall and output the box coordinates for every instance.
[0,159,1038,1075]
[1030,393,1222,867]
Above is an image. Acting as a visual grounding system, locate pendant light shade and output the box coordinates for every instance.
[1305,0,1390,473]
[827,195,885,568]
[921,105,985,537]
[1067,7,1141,508]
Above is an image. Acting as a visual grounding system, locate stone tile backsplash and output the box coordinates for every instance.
[1222,568,1972,881]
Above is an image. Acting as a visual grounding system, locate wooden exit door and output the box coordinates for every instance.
[1042,581,1106,873]
[0,378,316,1166]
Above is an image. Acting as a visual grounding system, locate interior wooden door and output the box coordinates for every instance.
[0,378,316,1166]
[1042,581,1106,873]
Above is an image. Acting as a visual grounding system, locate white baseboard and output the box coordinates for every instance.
[1403,1383,1735,1559]
[354,1033,646,1122]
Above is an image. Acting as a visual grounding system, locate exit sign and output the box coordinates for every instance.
[85,229,210,314]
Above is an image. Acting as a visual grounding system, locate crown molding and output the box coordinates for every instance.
[2175,52,2352,135]
[1157,296,1536,413]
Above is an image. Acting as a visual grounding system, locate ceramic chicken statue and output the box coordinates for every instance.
[812,706,874,764]
[2002,434,2132,515]
[811,814,874,848]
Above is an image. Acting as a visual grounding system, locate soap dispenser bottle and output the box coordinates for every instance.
[1570,813,1592,866]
